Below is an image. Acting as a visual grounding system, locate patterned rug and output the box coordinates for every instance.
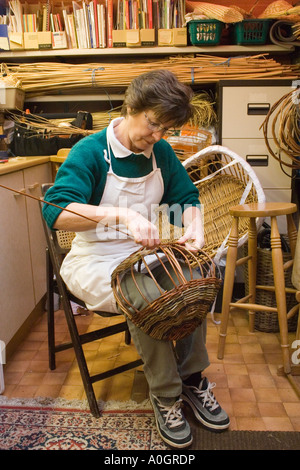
[1,397,299,451]
[0,397,167,451]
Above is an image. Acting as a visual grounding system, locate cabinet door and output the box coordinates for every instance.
[0,171,35,345]
[24,163,52,304]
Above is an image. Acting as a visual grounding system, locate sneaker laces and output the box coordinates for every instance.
[158,399,185,429]
[193,381,220,412]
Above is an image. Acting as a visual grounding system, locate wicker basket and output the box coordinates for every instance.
[111,243,222,341]
[165,127,212,162]
[188,19,223,45]
[232,19,271,45]
[243,246,298,333]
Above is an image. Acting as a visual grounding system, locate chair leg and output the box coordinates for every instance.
[59,293,101,418]
[271,215,291,375]
[125,324,131,345]
[46,248,56,371]
[218,216,239,360]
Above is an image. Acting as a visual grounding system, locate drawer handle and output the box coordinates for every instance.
[28,182,39,191]
[247,103,270,115]
[246,155,269,167]
[13,188,26,198]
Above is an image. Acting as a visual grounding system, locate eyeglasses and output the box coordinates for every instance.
[144,112,174,136]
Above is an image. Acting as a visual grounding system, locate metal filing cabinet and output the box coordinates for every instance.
[218,79,293,233]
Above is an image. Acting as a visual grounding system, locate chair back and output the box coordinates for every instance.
[183,145,266,262]
[157,145,265,263]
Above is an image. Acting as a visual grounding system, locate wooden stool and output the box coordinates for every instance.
[217,202,298,377]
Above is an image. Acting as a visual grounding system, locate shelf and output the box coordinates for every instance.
[0,44,294,60]
[25,93,125,102]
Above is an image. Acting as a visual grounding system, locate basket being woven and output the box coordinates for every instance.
[111,243,221,341]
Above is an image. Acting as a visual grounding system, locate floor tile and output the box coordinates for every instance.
[1,309,299,435]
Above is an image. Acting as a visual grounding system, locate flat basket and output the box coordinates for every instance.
[111,243,222,341]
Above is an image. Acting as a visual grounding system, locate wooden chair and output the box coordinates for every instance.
[40,184,143,418]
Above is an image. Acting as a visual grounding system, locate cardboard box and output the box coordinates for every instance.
[126,29,141,47]
[24,32,39,50]
[158,29,173,46]
[0,86,25,110]
[52,31,67,49]
[112,29,126,47]
[38,31,52,50]
[173,27,187,46]
[8,32,24,50]
[140,29,155,46]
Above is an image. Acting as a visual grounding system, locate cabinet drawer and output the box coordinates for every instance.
[221,85,292,138]
[222,139,292,190]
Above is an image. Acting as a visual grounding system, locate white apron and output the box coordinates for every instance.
[60,139,164,313]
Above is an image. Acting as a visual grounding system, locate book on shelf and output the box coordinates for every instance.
[4,0,186,51]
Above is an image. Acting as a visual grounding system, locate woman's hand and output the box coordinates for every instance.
[123,209,161,248]
[177,206,204,252]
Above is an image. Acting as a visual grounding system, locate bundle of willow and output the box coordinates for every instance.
[190,91,217,128]
[6,110,94,137]
[260,88,300,172]
[3,54,300,98]
[51,109,122,132]
[92,109,122,130]
[6,91,214,140]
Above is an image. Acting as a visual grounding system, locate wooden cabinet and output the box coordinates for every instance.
[0,162,52,346]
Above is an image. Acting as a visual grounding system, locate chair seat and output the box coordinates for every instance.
[230,202,297,218]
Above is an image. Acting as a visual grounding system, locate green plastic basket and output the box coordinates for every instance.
[232,19,271,45]
[188,19,223,46]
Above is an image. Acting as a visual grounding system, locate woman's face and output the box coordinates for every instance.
[120,109,174,154]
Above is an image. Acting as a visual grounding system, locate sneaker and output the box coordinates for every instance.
[181,377,230,432]
[150,395,193,448]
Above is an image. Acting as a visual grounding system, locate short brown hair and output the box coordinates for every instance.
[121,70,194,127]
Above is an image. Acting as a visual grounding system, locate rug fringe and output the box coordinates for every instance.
[0,395,152,411]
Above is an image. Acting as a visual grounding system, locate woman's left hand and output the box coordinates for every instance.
[176,206,205,252]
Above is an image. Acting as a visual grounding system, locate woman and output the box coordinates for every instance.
[43,70,229,448]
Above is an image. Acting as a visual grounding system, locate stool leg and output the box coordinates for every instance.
[271,215,291,375]
[218,216,239,360]
[248,217,258,333]
[286,213,297,258]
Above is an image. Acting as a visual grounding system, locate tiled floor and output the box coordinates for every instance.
[2,307,300,431]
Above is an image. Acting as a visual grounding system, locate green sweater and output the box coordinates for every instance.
[43,128,200,229]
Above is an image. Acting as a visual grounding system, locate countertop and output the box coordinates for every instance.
[0,156,66,176]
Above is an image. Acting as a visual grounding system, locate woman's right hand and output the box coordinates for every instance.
[123,210,161,248]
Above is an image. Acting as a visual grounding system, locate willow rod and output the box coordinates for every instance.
[0,182,131,239]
